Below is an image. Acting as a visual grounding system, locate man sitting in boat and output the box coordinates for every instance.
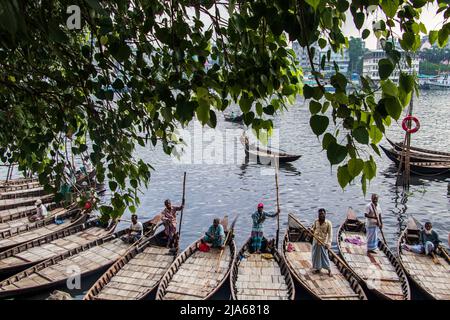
[201,218,225,249]
[364,194,383,254]
[29,199,48,222]
[121,214,143,243]
[160,199,184,248]
[311,208,333,277]
[251,203,278,254]
[402,222,442,263]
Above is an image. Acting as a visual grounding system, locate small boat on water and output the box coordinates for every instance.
[156,216,236,300]
[240,136,301,164]
[337,209,410,300]
[425,74,450,90]
[397,217,450,300]
[0,216,161,298]
[230,237,295,300]
[380,146,450,176]
[84,226,177,300]
[282,213,367,300]
[386,138,450,158]
[0,217,115,277]
[0,205,86,252]
[381,145,450,163]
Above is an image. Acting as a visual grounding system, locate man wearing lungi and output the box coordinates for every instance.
[365,194,383,254]
[311,208,333,276]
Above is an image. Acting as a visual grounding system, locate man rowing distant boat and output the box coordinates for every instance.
[365,194,383,255]
[251,203,278,254]
[201,218,225,249]
[160,199,184,248]
[311,208,333,277]
[402,222,442,264]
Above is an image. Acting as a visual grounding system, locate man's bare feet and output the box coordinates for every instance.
[328,269,333,277]
[311,269,320,274]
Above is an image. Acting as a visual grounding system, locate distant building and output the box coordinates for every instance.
[362,49,420,82]
[291,41,350,76]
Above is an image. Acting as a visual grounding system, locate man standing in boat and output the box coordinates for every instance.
[365,194,383,254]
[251,203,278,254]
[311,208,333,276]
[160,199,184,248]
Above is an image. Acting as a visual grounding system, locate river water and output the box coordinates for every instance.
[1,90,449,300]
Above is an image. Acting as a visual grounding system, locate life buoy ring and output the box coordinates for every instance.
[402,116,420,134]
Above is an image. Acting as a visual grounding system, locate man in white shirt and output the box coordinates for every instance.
[29,199,48,222]
[121,214,143,243]
[365,194,383,254]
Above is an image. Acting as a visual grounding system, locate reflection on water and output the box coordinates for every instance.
[1,90,449,300]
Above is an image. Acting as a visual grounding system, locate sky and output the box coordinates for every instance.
[343,3,445,49]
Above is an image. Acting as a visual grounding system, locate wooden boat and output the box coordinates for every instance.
[282,213,367,300]
[0,206,86,252]
[230,237,295,300]
[381,146,450,176]
[387,138,450,158]
[0,177,38,188]
[156,216,236,300]
[337,209,411,300]
[397,217,450,300]
[0,216,161,298]
[380,145,450,163]
[0,202,63,232]
[0,194,54,212]
[0,181,41,193]
[240,136,301,164]
[0,217,115,277]
[224,114,244,123]
[84,228,177,300]
[0,186,48,201]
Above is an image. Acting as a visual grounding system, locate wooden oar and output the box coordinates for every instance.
[215,215,238,273]
[274,156,281,248]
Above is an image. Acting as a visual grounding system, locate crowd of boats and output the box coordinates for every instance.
[0,168,448,300]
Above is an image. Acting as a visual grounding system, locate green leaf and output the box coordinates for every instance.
[109,181,117,192]
[381,80,398,97]
[362,29,370,39]
[354,12,365,30]
[399,73,415,93]
[429,30,438,45]
[352,127,369,145]
[196,98,210,124]
[363,158,377,180]
[305,0,321,11]
[322,133,336,150]
[310,115,329,136]
[337,165,351,188]
[381,0,399,18]
[384,97,403,120]
[369,126,383,144]
[378,59,394,80]
[309,101,322,115]
[327,141,348,165]
[337,0,349,12]
[348,158,364,177]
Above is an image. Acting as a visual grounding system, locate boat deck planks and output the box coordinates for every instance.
[0,206,65,232]
[0,194,54,211]
[285,242,360,300]
[339,230,404,300]
[0,187,47,200]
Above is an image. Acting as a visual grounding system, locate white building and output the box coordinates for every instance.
[291,41,350,75]
[362,50,420,82]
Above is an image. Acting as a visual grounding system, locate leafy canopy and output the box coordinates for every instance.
[0,0,449,218]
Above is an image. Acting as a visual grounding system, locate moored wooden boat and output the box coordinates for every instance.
[0,177,38,188]
[387,138,450,158]
[84,228,177,300]
[156,216,236,300]
[230,237,295,300]
[0,194,54,212]
[397,217,450,300]
[0,186,49,201]
[224,114,244,123]
[240,135,301,164]
[0,205,86,252]
[0,181,41,193]
[337,209,410,300]
[0,216,161,298]
[381,146,450,176]
[0,218,115,277]
[381,145,450,163]
[282,213,367,300]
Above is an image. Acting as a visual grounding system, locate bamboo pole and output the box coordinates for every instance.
[275,157,281,248]
[177,172,187,238]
